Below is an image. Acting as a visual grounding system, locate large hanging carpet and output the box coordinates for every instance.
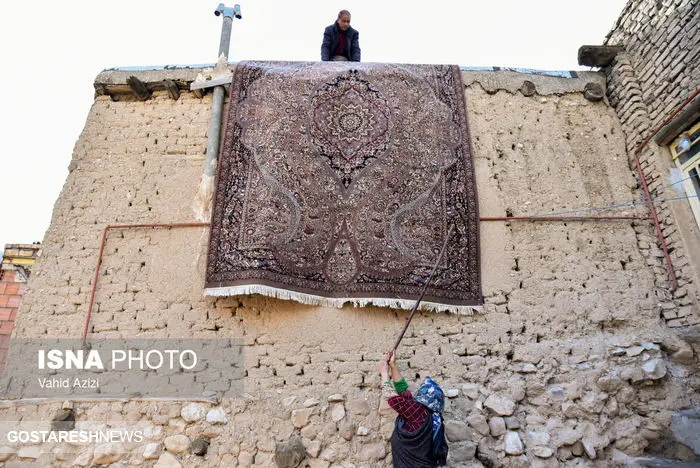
[205,61,482,313]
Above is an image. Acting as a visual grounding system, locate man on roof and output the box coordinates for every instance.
[321,10,361,62]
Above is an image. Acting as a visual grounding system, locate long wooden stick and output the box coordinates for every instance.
[391,224,455,354]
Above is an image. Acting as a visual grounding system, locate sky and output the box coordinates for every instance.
[0,0,628,251]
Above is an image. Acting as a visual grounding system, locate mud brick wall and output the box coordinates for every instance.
[0,69,698,467]
[604,0,700,327]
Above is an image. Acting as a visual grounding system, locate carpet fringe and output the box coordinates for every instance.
[204,284,480,315]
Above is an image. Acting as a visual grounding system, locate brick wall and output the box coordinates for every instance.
[0,269,26,371]
[0,270,21,331]
[604,0,700,327]
[606,0,698,127]
[0,243,39,371]
[0,69,698,466]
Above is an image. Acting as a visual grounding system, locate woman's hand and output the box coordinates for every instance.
[387,350,396,369]
[386,350,401,382]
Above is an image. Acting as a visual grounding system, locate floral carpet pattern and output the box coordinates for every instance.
[206,61,482,311]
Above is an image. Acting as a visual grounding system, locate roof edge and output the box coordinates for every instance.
[94,63,606,101]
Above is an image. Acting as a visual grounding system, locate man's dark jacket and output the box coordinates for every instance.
[321,23,361,61]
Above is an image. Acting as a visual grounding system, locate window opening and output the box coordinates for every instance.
[669,120,700,228]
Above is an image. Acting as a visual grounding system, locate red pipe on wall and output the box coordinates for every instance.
[81,216,653,342]
[630,88,700,292]
[480,216,651,222]
[82,223,210,343]
[81,85,699,343]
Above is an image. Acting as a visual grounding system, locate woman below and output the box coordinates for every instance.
[379,351,449,467]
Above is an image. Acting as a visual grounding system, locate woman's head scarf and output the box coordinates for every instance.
[414,377,446,460]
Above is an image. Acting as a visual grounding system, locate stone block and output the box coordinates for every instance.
[358,443,386,461]
[489,417,507,437]
[467,413,489,436]
[484,394,516,416]
[291,408,314,428]
[164,435,190,454]
[505,431,524,455]
[449,440,477,461]
[445,420,471,442]
[274,437,306,468]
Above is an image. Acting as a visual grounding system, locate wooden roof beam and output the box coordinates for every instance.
[127,75,152,101]
[164,79,180,100]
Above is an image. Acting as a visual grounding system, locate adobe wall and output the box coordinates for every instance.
[1,68,698,467]
[604,0,700,328]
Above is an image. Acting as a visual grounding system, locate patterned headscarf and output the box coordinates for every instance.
[414,377,446,459]
[414,377,445,413]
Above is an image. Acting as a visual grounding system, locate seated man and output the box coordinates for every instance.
[380,351,448,467]
[321,10,361,62]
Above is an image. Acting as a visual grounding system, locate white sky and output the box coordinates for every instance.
[0,0,628,250]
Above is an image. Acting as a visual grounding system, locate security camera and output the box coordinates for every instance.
[233,4,242,19]
[214,3,225,16]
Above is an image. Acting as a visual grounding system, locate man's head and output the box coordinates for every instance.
[336,10,351,30]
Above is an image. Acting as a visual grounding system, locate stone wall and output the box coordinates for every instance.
[0,68,698,467]
[604,0,700,327]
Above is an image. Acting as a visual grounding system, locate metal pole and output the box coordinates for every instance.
[391,225,455,354]
[203,4,240,178]
[218,15,233,59]
[204,86,226,177]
